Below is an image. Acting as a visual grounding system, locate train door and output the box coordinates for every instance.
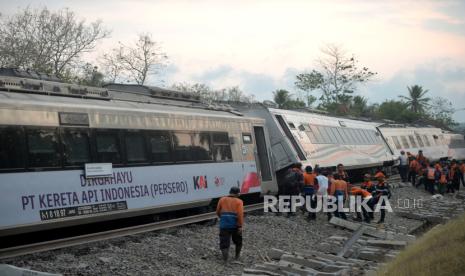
[253,126,276,194]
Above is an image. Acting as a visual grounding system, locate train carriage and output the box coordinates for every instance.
[379,126,449,162]
[443,132,465,161]
[0,69,276,236]
[232,104,396,175]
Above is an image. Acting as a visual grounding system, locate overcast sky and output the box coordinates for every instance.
[2,0,465,121]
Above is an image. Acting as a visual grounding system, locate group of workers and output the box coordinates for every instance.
[214,152,465,264]
[398,150,465,195]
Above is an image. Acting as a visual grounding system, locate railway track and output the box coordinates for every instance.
[0,203,263,260]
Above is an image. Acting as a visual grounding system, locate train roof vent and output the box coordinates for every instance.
[0,68,63,82]
[104,83,201,102]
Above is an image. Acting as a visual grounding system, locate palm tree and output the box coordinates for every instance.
[399,85,430,113]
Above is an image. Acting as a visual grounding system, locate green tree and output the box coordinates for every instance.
[399,85,430,113]
[375,100,421,123]
[349,95,369,117]
[295,44,376,113]
[273,89,292,108]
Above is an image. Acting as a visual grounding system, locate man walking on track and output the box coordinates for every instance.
[216,186,244,263]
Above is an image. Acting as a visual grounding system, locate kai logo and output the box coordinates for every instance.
[193,175,208,190]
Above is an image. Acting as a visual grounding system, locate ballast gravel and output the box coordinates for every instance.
[3,182,440,276]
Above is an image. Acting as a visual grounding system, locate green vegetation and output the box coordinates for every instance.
[379,213,465,276]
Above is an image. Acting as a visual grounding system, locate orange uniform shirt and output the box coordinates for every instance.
[216,196,244,228]
[351,187,372,198]
[330,179,348,198]
[303,172,316,186]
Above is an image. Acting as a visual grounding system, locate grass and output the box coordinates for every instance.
[379,213,465,276]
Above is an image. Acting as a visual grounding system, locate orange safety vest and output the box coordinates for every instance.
[330,180,348,197]
[351,187,372,198]
[303,172,316,187]
[439,173,447,184]
[460,164,465,173]
[361,181,373,190]
[427,168,435,180]
[410,160,420,172]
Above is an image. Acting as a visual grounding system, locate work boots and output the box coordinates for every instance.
[221,249,229,263]
[235,245,242,260]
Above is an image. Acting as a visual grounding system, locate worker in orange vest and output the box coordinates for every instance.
[329,174,348,220]
[425,162,436,194]
[303,165,318,220]
[409,157,420,187]
[374,168,386,181]
[436,165,448,195]
[373,176,391,224]
[417,150,428,166]
[216,186,244,263]
[361,174,375,193]
[351,187,374,223]
[450,160,461,192]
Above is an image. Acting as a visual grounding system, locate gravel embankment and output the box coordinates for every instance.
[4,181,445,276]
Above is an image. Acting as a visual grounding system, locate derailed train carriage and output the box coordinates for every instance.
[0,68,277,236]
[378,125,449,162]
[231,104,397,179]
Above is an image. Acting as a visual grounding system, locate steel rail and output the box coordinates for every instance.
[0,203,263,260]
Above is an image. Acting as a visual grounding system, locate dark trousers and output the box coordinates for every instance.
[219,228,242,250]
[399,165,408,182]
[425,179,435,194]
[355,197,373,222]
[410,171,417,186]
[333,191,347,220]
[303,187,316,219]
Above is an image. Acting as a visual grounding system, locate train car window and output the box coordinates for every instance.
[0,126,25,169]
[26,128,60,167]
[288,123,296,129]
[400,136,410,148]
[392,136,402,149]
[303,124,317,143]
[95,130,122,164]
[432,135,438,145]
[125,131,148,163]
[329,127,343,144]
[212,132,232,161]
[357,129,369,145]
[366,130,377,144]
[408,136,418,148]
[192,133,213,161]
[327,127,339,144]
[347,129,360,145]
[340,128,353,144]
[242,134,253,144]
[310,125,324,143]
[335,127,348,144]
[173,132,213,162]
[423,135,431,147]
[62,128,91,166]
[148,131,172,163]
[416,135,425,148]
[317,126,330,143]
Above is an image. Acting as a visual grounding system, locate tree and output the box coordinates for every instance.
[399,85,430,113]
[76,63,105,86]
[170,83,254,103]
[295,44,376,113]
[272,89,305,109]
[273,89,291,109]
[102,34,168,84]
[374,100,421,123]
[0,7,109,78]
[349,95,369,117]
[429,97,457,128]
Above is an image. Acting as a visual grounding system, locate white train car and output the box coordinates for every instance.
[0,69,276,236]
[379,126,449,161]
[443,132,465,160]
[232,104,396,174]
